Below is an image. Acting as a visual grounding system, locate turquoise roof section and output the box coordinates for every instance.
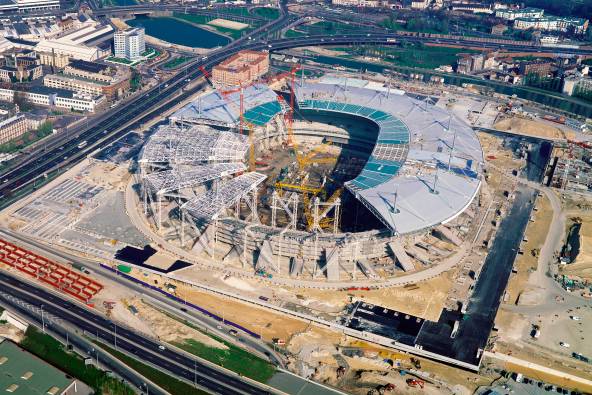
[244,100,282,126]
[298,99,409,191]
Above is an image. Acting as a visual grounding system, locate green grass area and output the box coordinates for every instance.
[20,327,134,395]
[218,7,251,17]
[173,338,275,383]
[150,308,275,383]
[380,14,450,34]
[142,48,160,59]
[172,13,247,39]
[342,44,477,69]
[95,341,209,395]
[106,57,138,66]
[252,7,279,20]
[0,121,54,154]
[284,29,306,38]
[173,12,212,25]
[163,56,191,69]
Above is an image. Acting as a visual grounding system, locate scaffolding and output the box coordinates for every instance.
[144,163,247,195]
[181,172,267,222]
[139,124,249,164]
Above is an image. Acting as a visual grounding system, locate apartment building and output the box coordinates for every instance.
[495,7,544,21]
[514,16,588,34]
[114,28,146,61]
[212,50,269,86]
[0,114,29,145]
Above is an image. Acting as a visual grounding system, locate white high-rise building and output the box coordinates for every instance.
[114,28,145,61]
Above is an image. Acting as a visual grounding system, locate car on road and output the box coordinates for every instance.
[158,345,166,350]
[559,342,570,348]
[229,329,238,336]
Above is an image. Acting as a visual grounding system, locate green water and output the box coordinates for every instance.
[110,0,137,5]
[127,15,230,48]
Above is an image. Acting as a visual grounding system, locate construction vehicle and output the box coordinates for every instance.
[406,378,424,388]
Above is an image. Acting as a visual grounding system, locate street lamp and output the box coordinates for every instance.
[40,304,45,333]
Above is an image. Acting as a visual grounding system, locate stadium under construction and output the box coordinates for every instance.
[138,74,484,284]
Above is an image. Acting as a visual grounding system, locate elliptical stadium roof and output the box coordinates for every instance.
[296,78,483,235]
[171,83,282,128]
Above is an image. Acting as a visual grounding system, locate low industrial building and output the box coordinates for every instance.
[0,339,79,395]
[35,40,101,67]
[0,86,104,112]
[0,0,59,13]
[212,50,269,87]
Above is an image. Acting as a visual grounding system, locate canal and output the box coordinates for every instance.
[127,15,230,48]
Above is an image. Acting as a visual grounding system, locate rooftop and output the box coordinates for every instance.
[67,59,110,74]
[0,339,75,395]
[296,77,483,234]
[172,83,281,127]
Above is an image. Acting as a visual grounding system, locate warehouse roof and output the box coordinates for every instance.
[0,339,75,395]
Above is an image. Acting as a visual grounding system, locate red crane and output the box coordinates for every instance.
[198,65,212,83]
[220,84,246,136]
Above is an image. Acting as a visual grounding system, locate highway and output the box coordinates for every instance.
[2,28,590,208]
[0,229,286,368]
[0,270,273,395]
[0,290,169,395]
[0,0,294,205]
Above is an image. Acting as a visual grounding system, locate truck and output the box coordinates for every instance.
[77,141,88,149]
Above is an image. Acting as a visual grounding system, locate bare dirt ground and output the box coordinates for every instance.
[493,116,574,140]
[130,297,227,349]
[494,308,592,392]
[208,18,248,30]
[173,280,312,342]
[0,324,24,343]
[81,162,130,192]
[298,271,455,322]
[559,213,592,282]
[506,194,553,304]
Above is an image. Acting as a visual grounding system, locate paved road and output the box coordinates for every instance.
[3,26,592,206]
[484,351,592,391]
[0,292,169,395]
[0,229,286,368]
[0,270,274,395]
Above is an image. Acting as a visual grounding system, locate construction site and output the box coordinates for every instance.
[4,48,592,393]
[135,56,484,285]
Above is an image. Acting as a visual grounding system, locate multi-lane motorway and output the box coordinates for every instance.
[0,229,286,368]
[0,270,273,395]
